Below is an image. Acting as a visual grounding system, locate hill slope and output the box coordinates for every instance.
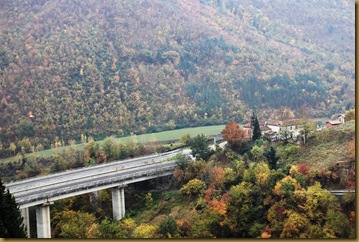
[0,0,354,150]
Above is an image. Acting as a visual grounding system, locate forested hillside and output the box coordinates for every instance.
[22,120,354,238]
[0,0,354,154]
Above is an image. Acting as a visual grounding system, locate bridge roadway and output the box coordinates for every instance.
[329,189,355,196]
[4,149,182,209]
[3,141,221,238]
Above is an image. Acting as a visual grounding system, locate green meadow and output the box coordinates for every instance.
[0,125,226,164]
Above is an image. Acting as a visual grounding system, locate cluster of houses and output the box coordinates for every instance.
[242,114,346,142]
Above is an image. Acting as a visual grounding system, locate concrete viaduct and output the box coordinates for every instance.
[5,137,352,238]
[4,150,182,238]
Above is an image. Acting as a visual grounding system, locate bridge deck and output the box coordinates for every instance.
[5,150,181,208]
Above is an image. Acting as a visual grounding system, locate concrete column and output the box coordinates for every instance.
[21,207,30,238]
[121,188,125,218]
[36,202,52,238]
[112,186,126,220]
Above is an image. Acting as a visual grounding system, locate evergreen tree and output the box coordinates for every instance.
[0,179,26,238]
[264,147,279,170]
[251,113,261,142]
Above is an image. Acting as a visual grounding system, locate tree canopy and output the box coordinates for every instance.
[0,179,27,238]
[0,0,354,157]
[190,134,212,160]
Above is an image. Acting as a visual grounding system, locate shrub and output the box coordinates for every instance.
[180,178,206,197]
[158,216,180,238]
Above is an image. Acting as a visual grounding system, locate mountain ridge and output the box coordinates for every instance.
[0,0,354,152]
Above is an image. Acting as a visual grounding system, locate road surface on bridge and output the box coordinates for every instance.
[5,150,181,208]
[4,141,228,208]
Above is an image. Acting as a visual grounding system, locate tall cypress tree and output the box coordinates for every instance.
[251,113,261,142]
[264,146,279,170]
[0,179,27,238]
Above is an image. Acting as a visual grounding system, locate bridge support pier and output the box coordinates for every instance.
[112,186,126,220]
[21,207,30,238]
[36,202,52,238]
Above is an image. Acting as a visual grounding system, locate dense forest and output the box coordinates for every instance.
[0,0,354,156]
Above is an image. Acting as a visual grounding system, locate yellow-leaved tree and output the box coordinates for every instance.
[132,223,157,238]
[180,178,206,197]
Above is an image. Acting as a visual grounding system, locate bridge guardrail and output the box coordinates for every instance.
[14,162,177,206]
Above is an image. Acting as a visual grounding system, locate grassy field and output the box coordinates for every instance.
[276,120,355,170]
[0,117,330,165]
[0,125,226,164]
[114,125,226,143]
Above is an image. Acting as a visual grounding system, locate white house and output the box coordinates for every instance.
[244,119,303,141]
[326,114,346,128]
[338,114,346,124]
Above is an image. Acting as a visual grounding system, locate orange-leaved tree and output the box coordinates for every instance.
[209,166,225,188]
[221,121,247,150]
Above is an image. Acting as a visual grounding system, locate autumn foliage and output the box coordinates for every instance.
[348,138,355,161]
[297,163,311,175]
[209,166,225,187]
[260,226,272,238]
[180,178,206,197]
[221,121,247,148]
[208,198,227,215]
[173,168,185,183]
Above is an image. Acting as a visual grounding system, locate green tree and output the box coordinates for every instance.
[116,142,129,159]
[190,134,211,160]
[8,143,17,155]
[0,179,27,238]
[225,181,265,237]
[158,216,180,238]
[184,159,206,181]
[180,133,191,145]
[56,210,97,238]
[17,120,35,138]
[250,145,265,162]
[145,192,153,208]
[267,169,286,190]
[273,176,300,199]
[243,162,257,183]
[253,162,271,188]
[234,159,247,181]
[18,137,33,154]
[298,119,315,144]
[175,154,190,170]
[94,217,125,238]
[264,146,280,170]
[102,136,116,161]
[189,211,219,238]
[223,167,237,186]
[267,181,352,238]
[84,139,100,164]
[251,113,261,142]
